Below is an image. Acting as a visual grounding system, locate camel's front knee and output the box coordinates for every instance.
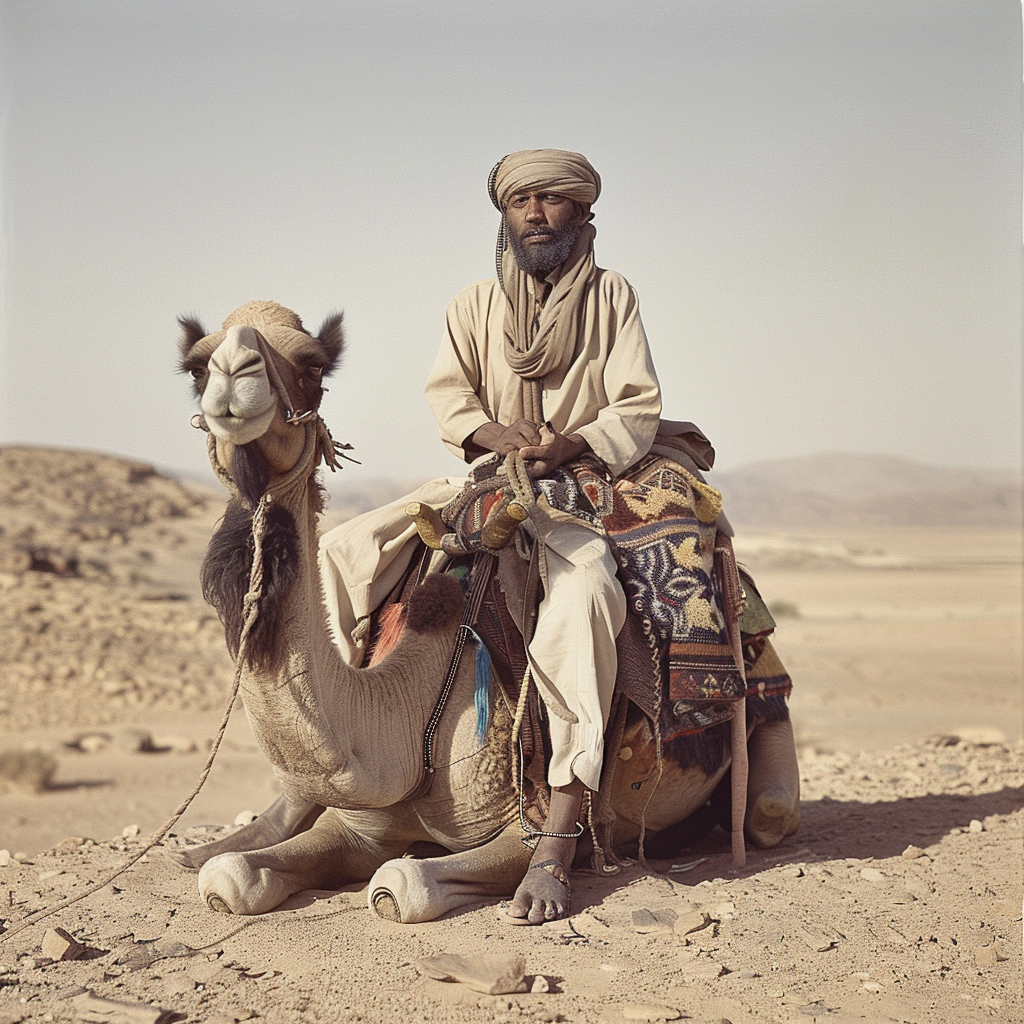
[745,717,801,848]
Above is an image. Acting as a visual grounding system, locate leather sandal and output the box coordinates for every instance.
[505,858,572,925]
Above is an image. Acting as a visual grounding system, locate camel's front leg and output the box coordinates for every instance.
[368,821,533,924]
[198,807,412,915]
[745,717,801,848]
[166,793,325,871]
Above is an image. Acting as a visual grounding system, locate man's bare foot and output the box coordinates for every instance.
[506,780,584,925]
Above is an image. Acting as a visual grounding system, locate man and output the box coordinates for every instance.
[423,149,662,923]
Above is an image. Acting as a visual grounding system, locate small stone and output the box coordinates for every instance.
[957,727,1006,747]
[122,824,141,839]
[859,868,885,882]
[41,926,85,961]
[968,819,984,833]
[0,851,11,867]
[901,845,924,859]
[233,810,258,827]
[974,945,1008,968]
[797,926,837,952]
[780,865,804,878]
[153,735,197,754]
[12,853,29,863]
[111,940,157,972]
[76,733,110,754]
[71,992,169,1024]
[708,901,736,921]
[115,728,154,753]
[862,982,882,992]
[530,975,550,993]
[37,870,61,882]
[413,953,528,995]
[673,910,710,937]
[620,1004,681,1021]
[632,908,678,935]
[53,837,87,853]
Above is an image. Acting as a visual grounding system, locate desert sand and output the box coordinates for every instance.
[0,447,1020,1023]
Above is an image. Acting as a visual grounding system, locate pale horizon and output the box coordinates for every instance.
[2,0,1021,485]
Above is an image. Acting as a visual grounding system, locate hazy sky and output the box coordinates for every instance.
[1,0,1020,488]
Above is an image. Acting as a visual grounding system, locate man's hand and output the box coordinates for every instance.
[470,419,543,456]
[519,424,588,477]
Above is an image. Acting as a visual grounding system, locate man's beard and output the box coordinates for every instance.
[506,220,581,276]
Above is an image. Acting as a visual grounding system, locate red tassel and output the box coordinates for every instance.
[368,603,407,666]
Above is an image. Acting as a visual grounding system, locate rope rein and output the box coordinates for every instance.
[0,495,269,943]
[0,415,335,943]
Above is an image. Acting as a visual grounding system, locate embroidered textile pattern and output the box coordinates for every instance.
[601,456,744,707]
[434,451,791,746]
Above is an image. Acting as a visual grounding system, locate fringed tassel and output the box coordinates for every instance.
[316,416,359,472]
[465,627,492,743]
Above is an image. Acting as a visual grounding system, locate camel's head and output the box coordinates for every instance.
[179,301,345,501]
[180,302,345,669]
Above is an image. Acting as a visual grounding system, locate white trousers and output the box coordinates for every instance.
[527,522,626,791]
[318,495,626,792]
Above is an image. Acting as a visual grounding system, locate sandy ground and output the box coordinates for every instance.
[0,489,1021,1022]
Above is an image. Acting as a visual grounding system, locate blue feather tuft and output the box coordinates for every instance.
[467,627,491,743]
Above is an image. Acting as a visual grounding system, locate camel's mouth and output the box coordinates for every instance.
[205,405,277,445]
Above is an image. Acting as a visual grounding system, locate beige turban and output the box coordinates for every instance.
[487,150,602,425]
[488,149,601,211]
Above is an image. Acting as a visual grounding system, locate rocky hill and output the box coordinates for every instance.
[711,452,1022,529]
[0,446,234,731]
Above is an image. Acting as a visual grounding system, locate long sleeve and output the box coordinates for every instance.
[570,274,661,477]
[424,284,498,462]
[424,272,662,476]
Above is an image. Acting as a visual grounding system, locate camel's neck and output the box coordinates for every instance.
[235,477,449,809]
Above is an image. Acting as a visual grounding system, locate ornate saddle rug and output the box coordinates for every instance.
[377,451,792,770]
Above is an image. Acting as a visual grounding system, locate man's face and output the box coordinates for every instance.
[504,191,589,276]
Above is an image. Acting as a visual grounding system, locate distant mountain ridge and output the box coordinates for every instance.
[710,453,1022,529]
[323,452,1021,529]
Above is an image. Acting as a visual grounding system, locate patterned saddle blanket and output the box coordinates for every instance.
[391,451,792,751]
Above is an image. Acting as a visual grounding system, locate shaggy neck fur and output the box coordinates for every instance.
[203,432,461,811]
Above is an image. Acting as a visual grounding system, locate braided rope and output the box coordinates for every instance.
[0,492,271,943]
[0,415,333,942]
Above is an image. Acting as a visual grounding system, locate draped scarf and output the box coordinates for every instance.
[489,149,602,426]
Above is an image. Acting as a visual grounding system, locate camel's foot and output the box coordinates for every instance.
[368,858,489,924]
[745,786,801,849]
[368,825,531,924]
[744,717,801,849]
[165,794,324,871]
[198,852,296,915]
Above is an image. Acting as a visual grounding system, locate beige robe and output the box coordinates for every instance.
[320,268,662,787]
[425,269,662,477]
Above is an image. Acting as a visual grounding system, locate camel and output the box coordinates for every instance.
[171,300,800,924]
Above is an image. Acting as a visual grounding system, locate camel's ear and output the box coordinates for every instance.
[177,314,209,364]
[315,311,345,377]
